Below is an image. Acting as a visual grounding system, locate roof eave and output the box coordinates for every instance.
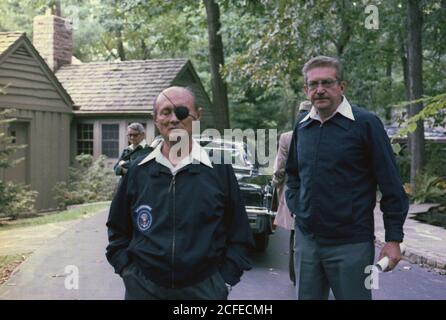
[73,110,154,118]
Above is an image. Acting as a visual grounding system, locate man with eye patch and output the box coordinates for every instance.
[106,86,254,300]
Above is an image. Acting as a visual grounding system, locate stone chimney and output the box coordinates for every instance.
[33,7,73,72]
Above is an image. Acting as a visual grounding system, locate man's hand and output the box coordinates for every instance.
[378,242,402,271]
[272,169,285,186]
[119,160,126,166]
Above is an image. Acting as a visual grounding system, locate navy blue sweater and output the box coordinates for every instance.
[285,105,408,245]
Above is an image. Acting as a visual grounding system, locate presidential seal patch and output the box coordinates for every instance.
[135,205,152,232]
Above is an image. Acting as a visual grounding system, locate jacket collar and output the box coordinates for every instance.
[137,138,213,169]
[300,96,355,124]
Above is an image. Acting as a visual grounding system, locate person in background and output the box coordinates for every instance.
[114,122,151,176]
[272,101,311,287]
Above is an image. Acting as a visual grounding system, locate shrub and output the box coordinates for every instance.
[409,172,446,204]
[424,142,446,178]
[394,142,446,185]
[395,146,411,184]
[53,154,116,208]
[0,181,38,219]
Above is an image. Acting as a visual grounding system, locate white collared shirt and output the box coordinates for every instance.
[128,139,148,150]
[138,139,213,175]
[300,96,355,124]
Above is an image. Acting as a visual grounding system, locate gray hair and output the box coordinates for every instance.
[302,56,343,83]
[297,100,312,113]
[127,122,145,133]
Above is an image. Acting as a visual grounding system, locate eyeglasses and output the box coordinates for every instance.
[127,133,141,137]
[306,79,339,90]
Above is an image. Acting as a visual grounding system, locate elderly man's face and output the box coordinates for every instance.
[127,128,145,146]
[154,88,200,142]
[304,67,345,116]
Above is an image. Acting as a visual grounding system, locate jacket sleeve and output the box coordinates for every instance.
[285,126,300,215]
[220,165,254,286]
[113,149,127,176]
[105,172,133,275]
[272,133,289,187]
[367,115,409,242]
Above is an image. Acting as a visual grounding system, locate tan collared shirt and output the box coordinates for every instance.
[300,96,355,124]
[138,139,213,175]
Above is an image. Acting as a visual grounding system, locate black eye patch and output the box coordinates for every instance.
[174,106,190,120]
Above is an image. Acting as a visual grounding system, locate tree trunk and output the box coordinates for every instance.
[407,0,424,188]
[141,39,151,60]
[384,58,392,122]
[116,28,126,61]
[335,1,352,56]
[203,0,230,131]
[399,42,410,100]
[52,0,61,16]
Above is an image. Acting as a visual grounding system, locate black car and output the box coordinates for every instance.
[198,137,275,251]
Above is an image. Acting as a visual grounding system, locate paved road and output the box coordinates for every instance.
[1,209,445,300]
[0,209,123,300]
[235,227,446,300]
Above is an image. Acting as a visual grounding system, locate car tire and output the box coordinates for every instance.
[254,233,269,252]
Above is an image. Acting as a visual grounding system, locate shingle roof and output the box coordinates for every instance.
[0,32,24,56]
[56,59,188,113]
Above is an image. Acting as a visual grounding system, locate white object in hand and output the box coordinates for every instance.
[375,244,406,272]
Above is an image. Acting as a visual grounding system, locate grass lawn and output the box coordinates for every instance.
[0,253,31,285]
[0,202,110,231]
[0,202,110,286]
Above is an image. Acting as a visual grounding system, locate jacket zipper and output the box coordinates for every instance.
[169,174,176,288]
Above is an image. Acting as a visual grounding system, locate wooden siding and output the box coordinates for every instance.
[0,108,71,210]
[0,46,71,114]
[0,43,73,211]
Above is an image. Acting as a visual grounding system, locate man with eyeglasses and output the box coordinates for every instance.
[106,86,253,300]
[285,56,408,300]
[114,122,151,176]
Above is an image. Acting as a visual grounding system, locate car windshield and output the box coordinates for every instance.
[202,141,251,168]
[152,135,256,170]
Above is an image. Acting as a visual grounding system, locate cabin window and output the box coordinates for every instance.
[101,124,119,158]
[77,124,93,155]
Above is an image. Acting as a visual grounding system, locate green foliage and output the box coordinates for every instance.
[53,154,116,208]
[391,93,446,181]
[394,142,445,186]
[392,93,446,140]
[0,182,38,219]
[409,172,446,204]
[224,0,446,127]
[395,146,411,184]
[424,143,446,178]
[0,107,38,219]
[1,0,445,134]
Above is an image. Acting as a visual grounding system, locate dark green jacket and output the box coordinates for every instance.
[114,145,152,176]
